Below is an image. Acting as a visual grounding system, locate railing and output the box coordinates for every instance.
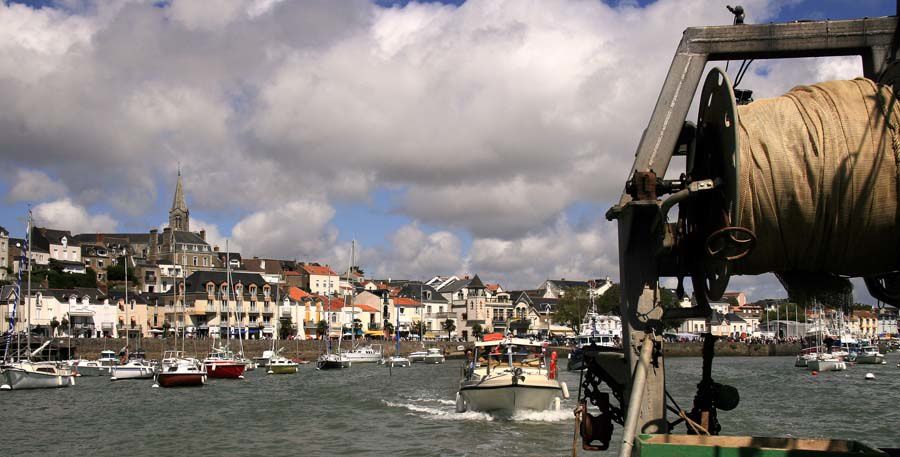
[426,312,455,319]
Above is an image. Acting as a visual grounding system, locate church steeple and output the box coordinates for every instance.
[169,168,189,232]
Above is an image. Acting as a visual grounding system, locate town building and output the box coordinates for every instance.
[0,226,7,280]
[0,286,117,338]
[300,264,340,295]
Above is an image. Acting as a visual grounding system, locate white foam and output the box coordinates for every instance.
[382,400,494,421]
[510,409,573,422]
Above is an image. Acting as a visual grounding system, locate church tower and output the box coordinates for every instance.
[169,169,189,232]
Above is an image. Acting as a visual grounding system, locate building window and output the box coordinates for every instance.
[99,260,104,267]
[202,257,208,267]
[192,256,198,266]
[207,284,214,296]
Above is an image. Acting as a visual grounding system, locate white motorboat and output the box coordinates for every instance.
[808,354,847,372]
[794,347,820,368]
[254,350,274,368]
[110,360,156,380]
[408,350,428,363]
[1,361,76,390]
[854,346,885,364]
[267,355,299,374]
[424,348,445,364]
[74,350,119,377]
[383,356,411,367]
[456,337,568,415]
[343,344,383,364]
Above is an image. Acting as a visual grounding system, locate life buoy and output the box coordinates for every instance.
[549,351,558,379]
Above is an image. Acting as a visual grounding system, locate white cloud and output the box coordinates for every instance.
[32,198,117,233]
[0,0,888,302]
[189,217,235,254]
[367,223,466,281]
[230,199,337,261]
[6,169,67,202]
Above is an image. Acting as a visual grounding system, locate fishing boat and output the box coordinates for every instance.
[423,347,445,364]
[853,345,884,364]
[456,337,569,415]
[202,345,246,379]
[0,361,76,390]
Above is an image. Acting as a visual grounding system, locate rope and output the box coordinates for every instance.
[734,78,900,277]
[678,410,711,436]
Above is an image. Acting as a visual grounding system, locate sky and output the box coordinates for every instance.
[0,0,896,301]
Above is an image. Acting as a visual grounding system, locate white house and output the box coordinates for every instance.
[302,264,340,296]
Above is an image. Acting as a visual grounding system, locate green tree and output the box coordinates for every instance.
[384,321,395,337]
[106,264,140,285]
[471,322,484,340]
[316,320,328,339]
[60,317,69,335]
[279,317,293,339]
[556,287,590,332]
[442,318,456,339]
[595,283,621,315]
[411,320,425,337]
[50,317,60,336]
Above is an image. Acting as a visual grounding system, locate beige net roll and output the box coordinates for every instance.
[734,78,900,276]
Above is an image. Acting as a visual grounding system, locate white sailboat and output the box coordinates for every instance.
[341,241,382,364]
[383,301,410,368]
[111,252,155,380]
[808,304,846,372]
[1,211,76,390]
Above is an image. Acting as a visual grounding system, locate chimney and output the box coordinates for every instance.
[149,229,158,259]
[213,246,219,252]
[199,229,206,241]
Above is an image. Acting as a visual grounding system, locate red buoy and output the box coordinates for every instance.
[811,371,818,376]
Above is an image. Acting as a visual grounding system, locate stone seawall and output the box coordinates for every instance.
[547,342,802,358]
[65,338,464,360]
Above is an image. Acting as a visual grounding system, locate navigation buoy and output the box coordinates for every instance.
[151,383,159,388]
[811,371,818,376]
[238,375,245,379]
[865,373,875,380]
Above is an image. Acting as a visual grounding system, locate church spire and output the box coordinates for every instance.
[169,168,189,232]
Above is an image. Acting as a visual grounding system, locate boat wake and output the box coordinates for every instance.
[383,398,573,422]
[382,400,494,421]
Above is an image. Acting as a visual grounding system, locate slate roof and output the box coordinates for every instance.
[396,283,448,303]
[72,233,152,245]
[33,227,79,246]
[0,225,7,236]
[182,270,268,295]
[437,277,470,293]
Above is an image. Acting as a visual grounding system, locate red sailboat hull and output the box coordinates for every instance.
[156,372,206,388]
[203,362,246,379]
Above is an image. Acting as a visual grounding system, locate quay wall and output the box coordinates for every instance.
[65,338,464,360]
[58,339,804,360]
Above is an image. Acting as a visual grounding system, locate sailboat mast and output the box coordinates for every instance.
[124,249,129,354]
[346,240,355,346]
[25,209,32,359]
[226,239,232,344]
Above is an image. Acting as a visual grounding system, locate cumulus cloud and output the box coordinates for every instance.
[0,0,885,302]
[230,199,337,261]
[6,169,68,202]
[32,198,117,233]
[365,223,466,281]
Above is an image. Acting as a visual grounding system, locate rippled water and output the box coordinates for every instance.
[2,354,898,456]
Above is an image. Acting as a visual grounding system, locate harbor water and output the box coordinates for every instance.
[2,354,898,456]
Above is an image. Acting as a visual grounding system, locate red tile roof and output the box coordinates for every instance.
[394,297,422,307]
[486,283,500,291]
[302,264,338,276]
[356,304,379,313]
[288,287,310,301]
[284,271,301,276]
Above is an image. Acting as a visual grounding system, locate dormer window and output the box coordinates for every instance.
[249,285,257,296]
[263,286,270,299]
[220,283,228,297]
[207,284,215,296]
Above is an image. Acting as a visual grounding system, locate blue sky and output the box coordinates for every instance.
[0,0,896,299]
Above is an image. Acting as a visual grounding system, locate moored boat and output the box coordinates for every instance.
[423,348,445,364]
[202,346,246,379]
[408,350,428,363]
[154,351,206,388]
[267,355,299,374]
[110,359,155,380]
[343,344,383,364]
[853,346,884,364]
[456,337,568,415]
[316,353,351,370]
[1,361,76,390]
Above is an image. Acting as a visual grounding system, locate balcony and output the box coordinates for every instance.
[262,306,274,315]
[426,312,455,319]
[281,309,292,318]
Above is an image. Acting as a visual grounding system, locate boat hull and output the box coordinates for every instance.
[155,372,206,387]
[424,355,445,364]
[76,365,109,377]
[409,352,428,363]
[1,367,75,390]
[110,366,155,380]
[459,384,562,414]
[808,359,846,372]
[316,360,350,370]
[204,363,246,379]
[268,364,298,374]
[855,354,884,364]
[343,353,382,363]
